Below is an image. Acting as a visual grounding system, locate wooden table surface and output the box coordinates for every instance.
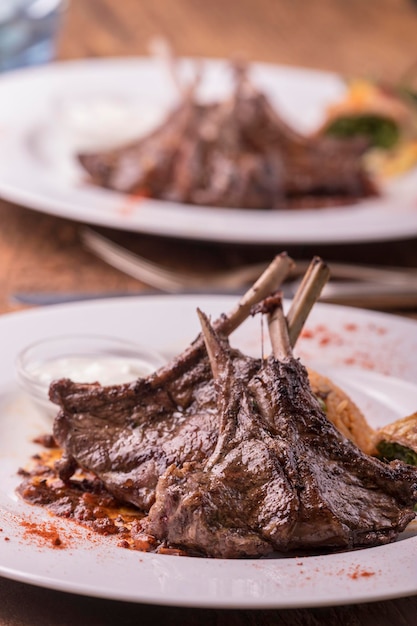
[1,1,417,624]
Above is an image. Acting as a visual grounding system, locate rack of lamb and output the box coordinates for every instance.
[77,62,378,210]
[145,297,416,556]
[41,254,417,558]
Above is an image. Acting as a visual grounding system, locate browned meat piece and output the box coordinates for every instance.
[144,308,298,557]
[144,303,417,558]
[50,255,294,510]
[78,65,377,209]
[48,255,417,559]
[50,348,258,510]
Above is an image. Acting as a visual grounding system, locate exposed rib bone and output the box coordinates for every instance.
[197,308,222,380]
[148,36,185,97]
[267,296,292,361]
[286,256,330,347]
[197,308,236,473]
[264,256,329,360]
[150,252,294,385]
[219,252,295,336]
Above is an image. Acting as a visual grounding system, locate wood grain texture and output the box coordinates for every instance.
[1,1,417,623]
[58,0,417,81]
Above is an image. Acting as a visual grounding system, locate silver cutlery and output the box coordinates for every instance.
[80,227,417,294]
[80,228,269,293]
[12,282,417,309]
[14,228,417,309]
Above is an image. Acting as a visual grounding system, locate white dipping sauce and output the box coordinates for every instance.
[30,355,156,387]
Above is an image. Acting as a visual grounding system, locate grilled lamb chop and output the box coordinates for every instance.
[78,63,377,209]
[144,299,417,557]
[50,254,294,510]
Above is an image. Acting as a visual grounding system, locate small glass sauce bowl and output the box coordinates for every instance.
[16,334,166,419]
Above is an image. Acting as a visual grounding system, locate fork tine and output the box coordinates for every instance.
[81,228,194,293]
[81,228,270,293]
[82,226,417,292]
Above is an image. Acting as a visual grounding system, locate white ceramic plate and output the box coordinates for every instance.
[1,295,417,608]
[0,57,416,244]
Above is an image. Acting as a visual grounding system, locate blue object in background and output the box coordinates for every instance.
[0,0,68,71]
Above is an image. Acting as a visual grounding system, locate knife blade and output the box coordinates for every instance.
[11,280,417,309]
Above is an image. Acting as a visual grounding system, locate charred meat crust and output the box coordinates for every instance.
[143,327,417,557]
[47,284,417,558]
[50,348,258,511]
[78,69,377,210]
[50,341,417,558]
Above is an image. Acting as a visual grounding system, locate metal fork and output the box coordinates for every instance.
[81,228,270,293]
[80,227,417,307]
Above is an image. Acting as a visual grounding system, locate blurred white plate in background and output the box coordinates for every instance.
[0,57,416,244]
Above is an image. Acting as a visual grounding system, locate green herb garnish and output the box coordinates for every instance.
[325,115,400,149]
[376,440,417,466]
